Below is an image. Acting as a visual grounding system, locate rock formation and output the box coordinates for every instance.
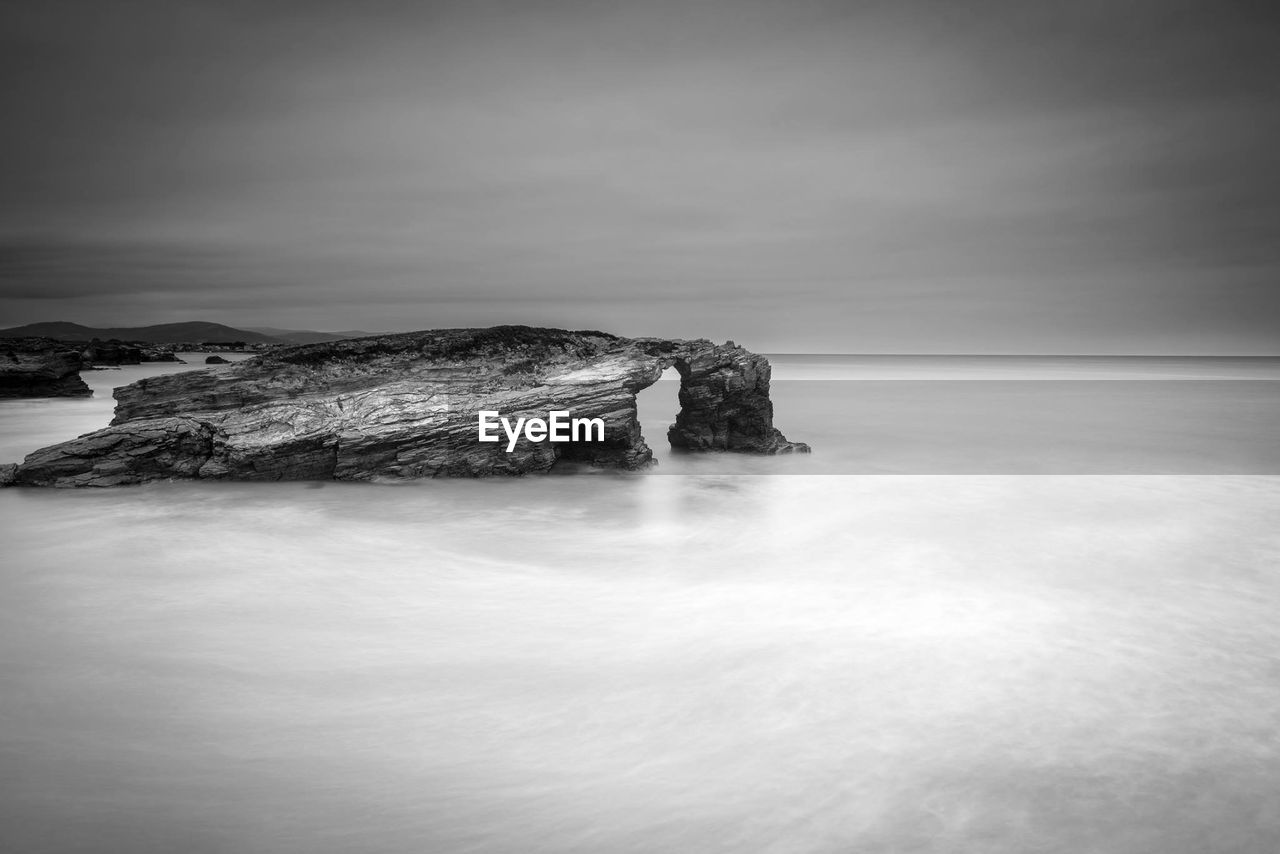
[80,340,184,366]
[8,326,808,487]
[81,339,143,366]
[0,338,92,398]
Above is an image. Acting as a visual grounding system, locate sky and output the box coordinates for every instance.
[1,0,1278,353]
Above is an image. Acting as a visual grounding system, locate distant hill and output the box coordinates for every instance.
[0,321,286,344]
[244,327,378,345]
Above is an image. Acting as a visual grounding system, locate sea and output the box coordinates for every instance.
[2,354,1278,853]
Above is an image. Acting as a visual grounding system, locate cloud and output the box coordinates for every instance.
[1,0,1277,351]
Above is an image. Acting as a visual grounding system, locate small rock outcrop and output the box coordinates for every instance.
[204,355,230,364]
[0,338,92,398]
[9,326,808,486]
[81,340,184,365]
[81,339,143,366]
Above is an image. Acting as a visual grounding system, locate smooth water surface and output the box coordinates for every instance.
[2,356,1278,853]
[2,355,1278,474]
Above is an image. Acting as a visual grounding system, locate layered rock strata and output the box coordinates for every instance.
[0,338,92,398]
[9,326,808,486]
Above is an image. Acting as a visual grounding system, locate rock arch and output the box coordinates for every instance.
[8,327,809,487]
[635,339,808,456]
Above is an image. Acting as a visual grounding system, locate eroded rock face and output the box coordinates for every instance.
[0,338,92,398]
[11,326,808,486]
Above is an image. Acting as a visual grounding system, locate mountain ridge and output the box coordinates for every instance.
[243,326,377,344]
[0,322,373,345]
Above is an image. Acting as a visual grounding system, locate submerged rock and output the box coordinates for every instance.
[0,338,92,398]
[9,326,809,487]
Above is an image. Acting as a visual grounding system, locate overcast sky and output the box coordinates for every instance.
[2,0,1277,352]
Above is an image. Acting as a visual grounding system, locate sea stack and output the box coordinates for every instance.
[8,326,809,487]
[0,338,93,398]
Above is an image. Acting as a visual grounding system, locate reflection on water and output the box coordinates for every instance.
[1,356,1279,852]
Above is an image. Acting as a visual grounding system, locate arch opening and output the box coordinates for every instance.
[634,365,683,463]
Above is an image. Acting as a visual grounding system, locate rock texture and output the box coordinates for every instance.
[9,326,808,487]
[0,338,92,398]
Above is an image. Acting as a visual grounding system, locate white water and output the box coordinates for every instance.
[2,358,1279,853]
